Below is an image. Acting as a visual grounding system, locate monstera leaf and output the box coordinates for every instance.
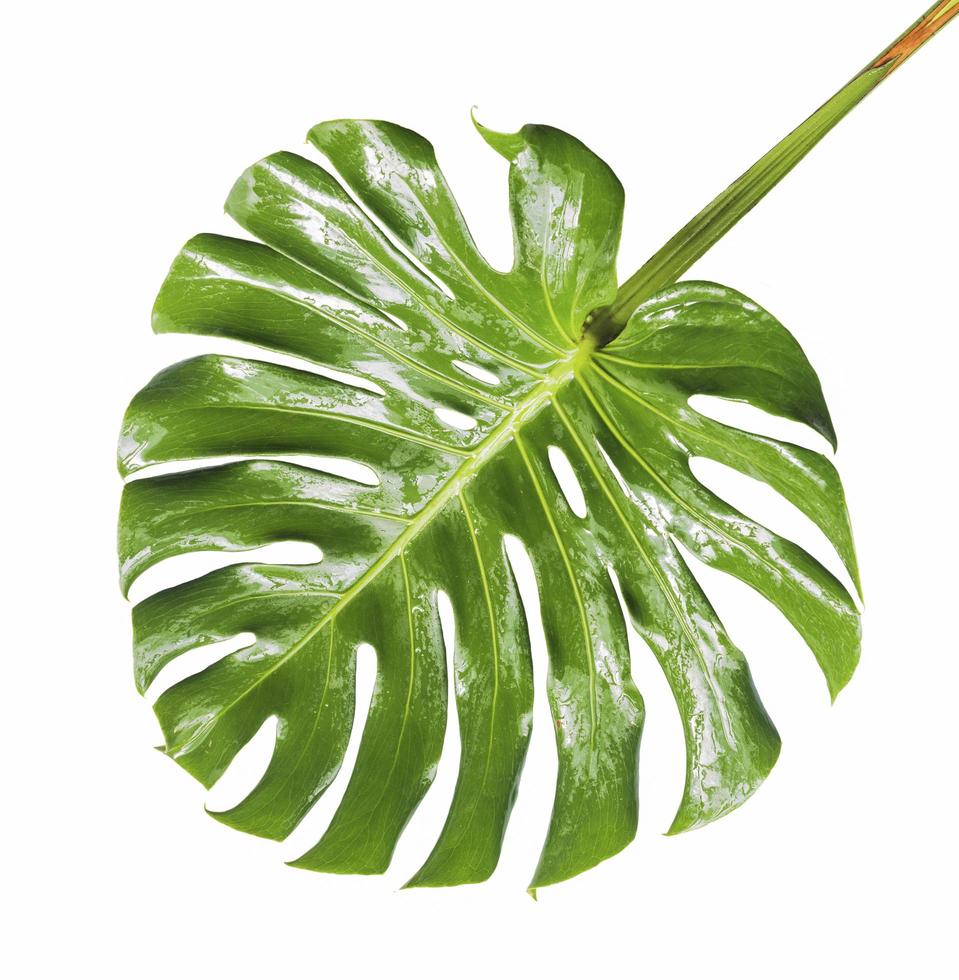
[119,118,861,891]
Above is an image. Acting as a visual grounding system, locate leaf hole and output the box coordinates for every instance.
[689,394,832,454]
[206,716,279,813]
[595,440,634,501]
[368,306,410,333]
[434,127,514,273]
[154,333,386,395]
[671,536,829,713]
[451,359,501,387]
[126,541,324,605]
[307,147,459,301]
[144,633,256,704]
[606,566,686,833]
[499,534,555,871]
[123,454,380,487]
[434,406,477,431]
[280,641,378,859]
[436,590,456,664]
[390,590,463,880]
[548,445,587,518]
[689,456,858,601]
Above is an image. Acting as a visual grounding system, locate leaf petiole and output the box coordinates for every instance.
[586,0,958,345]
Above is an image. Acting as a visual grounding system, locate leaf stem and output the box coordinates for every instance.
[587,0,958,346]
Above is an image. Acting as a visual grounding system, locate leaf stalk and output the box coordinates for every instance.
[586,0,958,347]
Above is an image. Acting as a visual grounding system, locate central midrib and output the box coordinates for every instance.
[211,338,596,697]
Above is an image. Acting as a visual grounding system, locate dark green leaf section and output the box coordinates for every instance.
[601,282,838,447]
[152,230,536,405]
[307,119,623,353]
[120,118,859,889]
[119,460,409,595]
[401,493,535,888]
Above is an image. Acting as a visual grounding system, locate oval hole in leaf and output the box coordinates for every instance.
[451,359,500,387]
[127,541,324,605]
[435,406,477,431]
[206,716,279,814]
[548,445,587,518]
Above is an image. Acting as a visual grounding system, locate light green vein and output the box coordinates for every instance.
[513,431,597,751]
[158,349,588,753]
[458,489,500,794]
[190,243,542,387]
[561,382,733,743]
[390,171,569,358]
[171,400,472,458]
[583,363,838,593]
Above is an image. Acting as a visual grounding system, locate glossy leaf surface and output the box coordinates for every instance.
[119,119,860,890]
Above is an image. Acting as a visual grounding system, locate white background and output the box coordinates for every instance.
[4,1,956,976]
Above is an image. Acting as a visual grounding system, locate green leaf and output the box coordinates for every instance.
[119,119,859,890]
